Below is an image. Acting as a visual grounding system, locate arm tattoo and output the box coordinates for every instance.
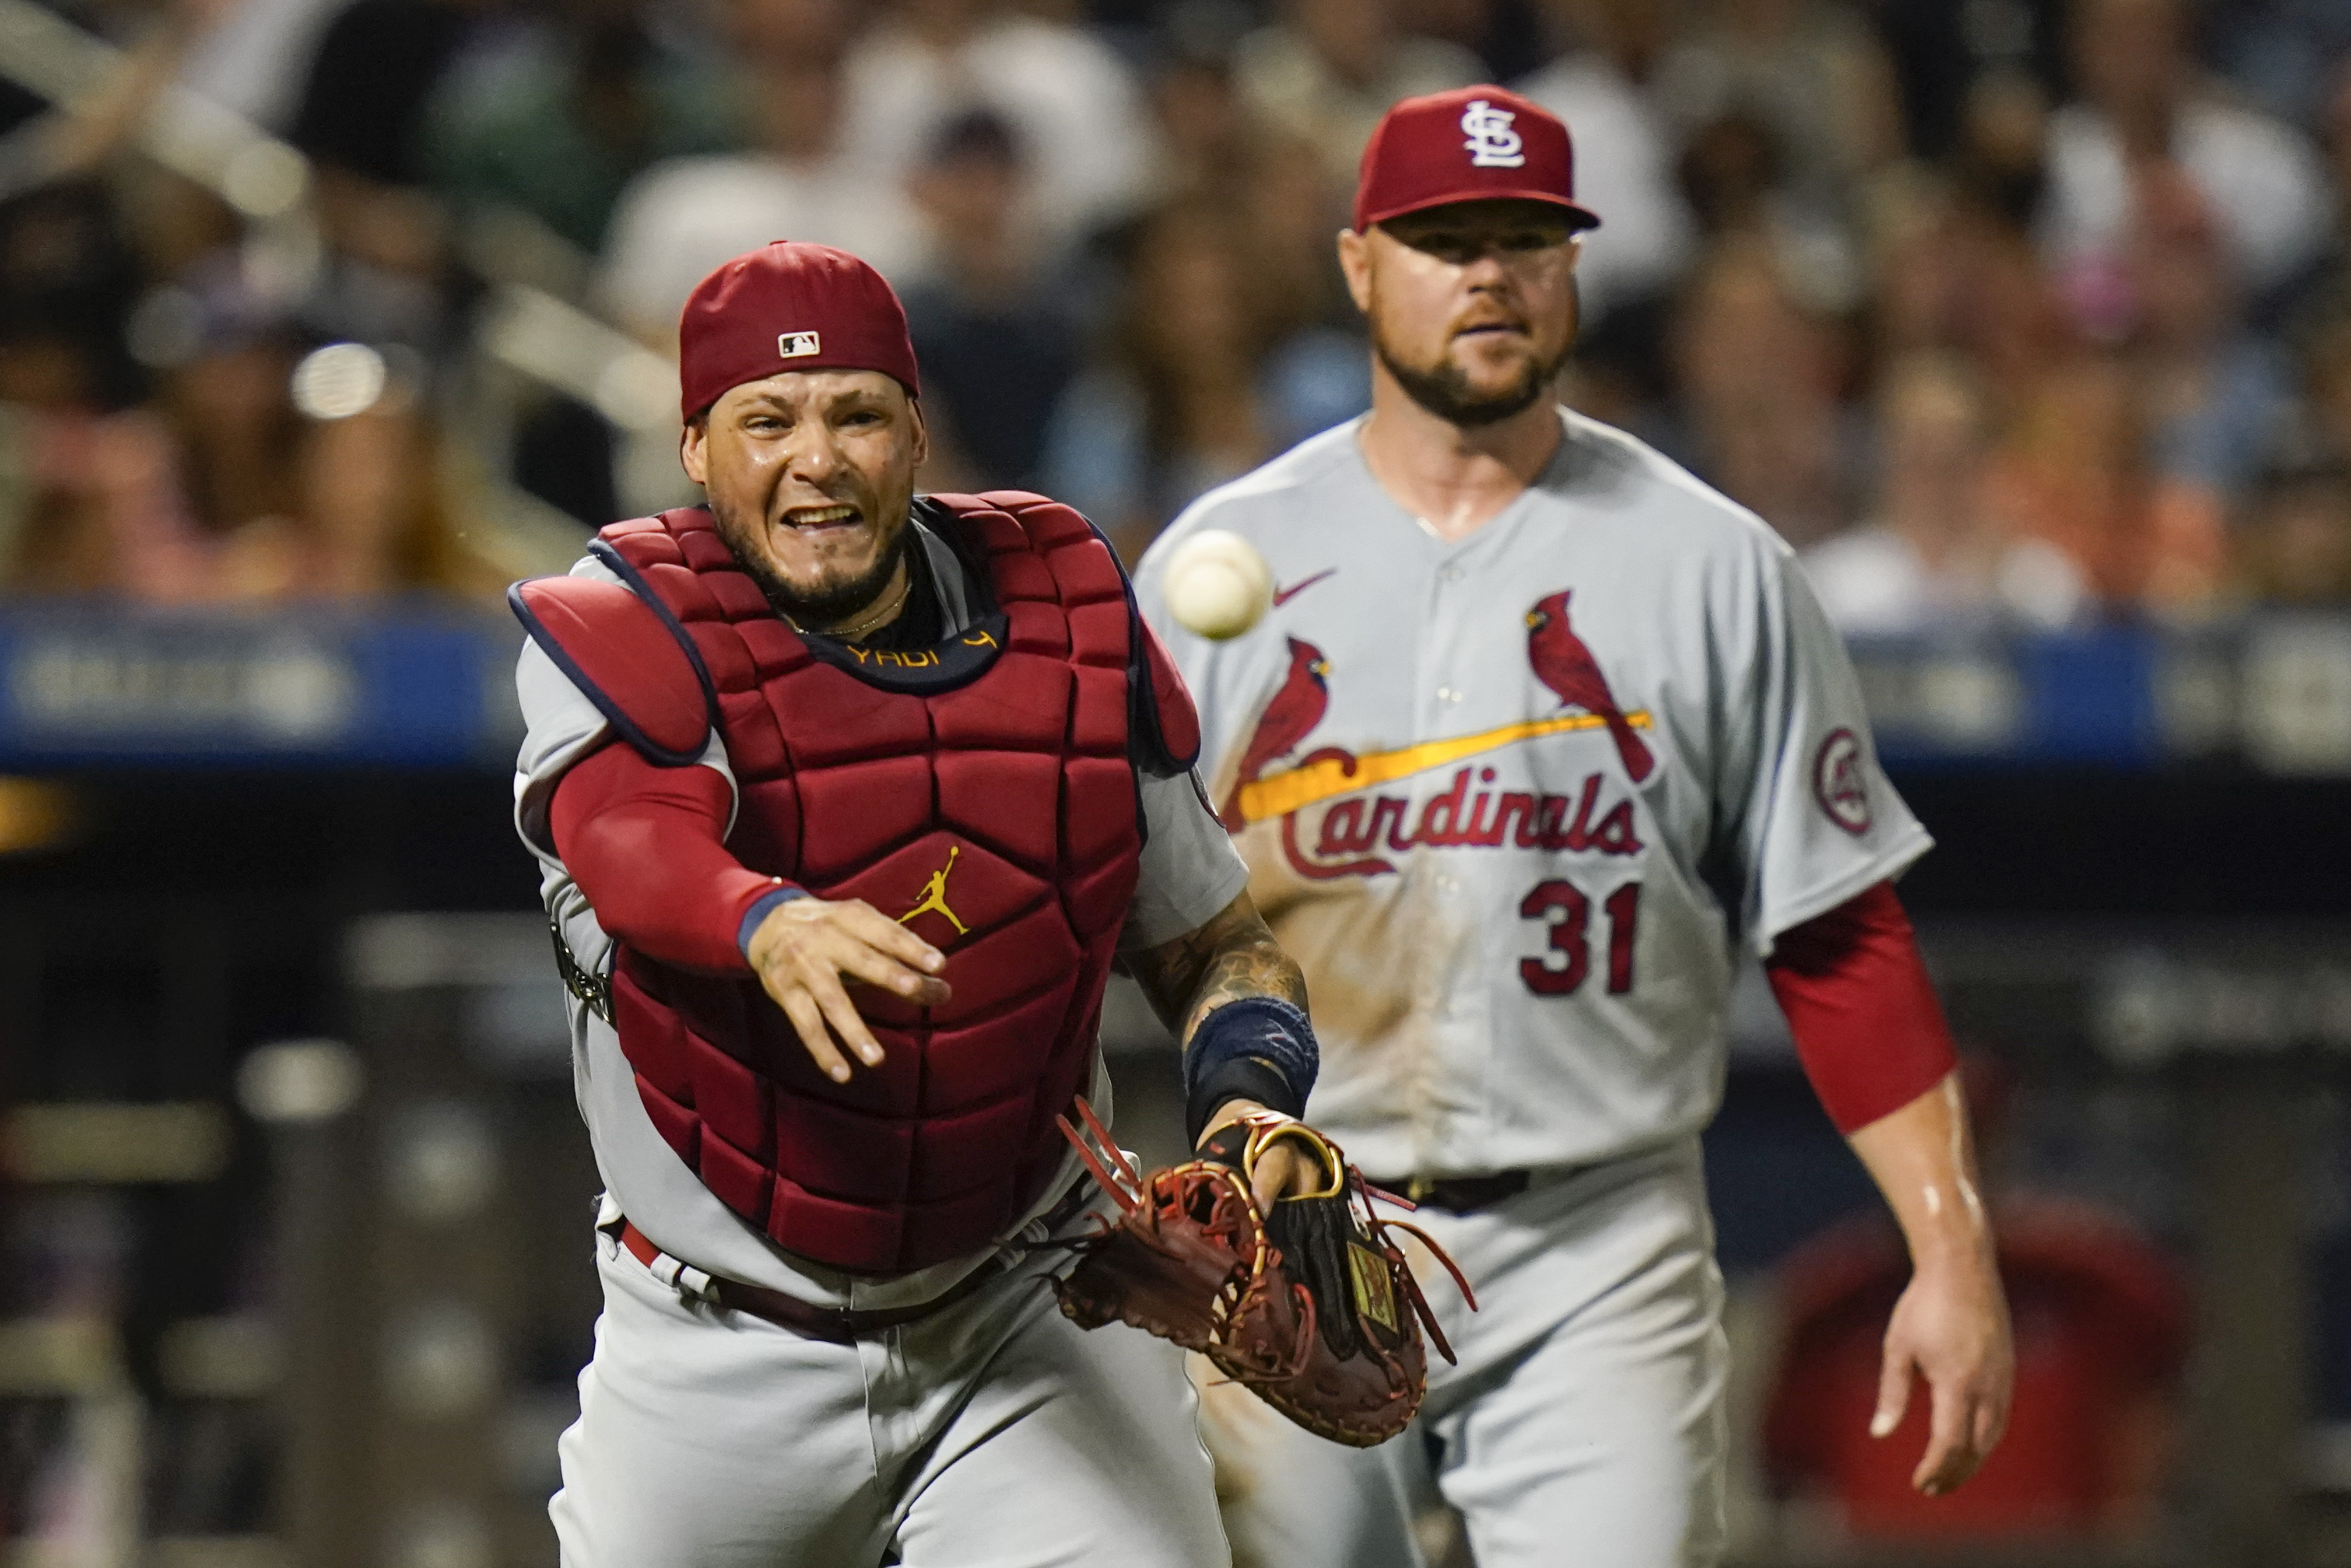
[1126,892,1308,1047]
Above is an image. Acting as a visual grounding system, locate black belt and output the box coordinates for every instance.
[621,1221,1006,1344]
[1374,1170,1532,1215]
[617,1180,1096,1344]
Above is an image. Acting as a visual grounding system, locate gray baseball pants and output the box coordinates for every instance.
[551,1222,1230,1567]
[1204,1136,1729,1568]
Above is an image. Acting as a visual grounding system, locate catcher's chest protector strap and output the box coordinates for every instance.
[564,493,1150,1275]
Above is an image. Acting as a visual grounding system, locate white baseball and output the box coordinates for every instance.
[1163,529,1273,640]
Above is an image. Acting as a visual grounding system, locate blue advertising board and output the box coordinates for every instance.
[0,604,2344,775]
[0,601,522,769]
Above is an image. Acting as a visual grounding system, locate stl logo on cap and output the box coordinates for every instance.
[1461,99,1525,169]
[779,331,822,358]
[1352,86,1599,234]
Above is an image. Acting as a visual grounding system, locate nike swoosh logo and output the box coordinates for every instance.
[1271,569,1336,606]
[1236,711,1654,826]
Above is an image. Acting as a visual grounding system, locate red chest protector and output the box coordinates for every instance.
[516,492,1201,1275]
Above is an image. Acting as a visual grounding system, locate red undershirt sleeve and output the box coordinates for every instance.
[1763,880,1958,1135]
[549,742,795,976]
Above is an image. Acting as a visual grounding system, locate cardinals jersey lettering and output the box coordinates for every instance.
[1139,412,1930,1179]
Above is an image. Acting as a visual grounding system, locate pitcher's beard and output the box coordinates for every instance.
[1377,336,1572,428]
[711,501,908,627]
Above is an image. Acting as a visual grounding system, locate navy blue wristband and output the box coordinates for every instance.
[1187,1056,1299,1146]
[736,884,809,960]
[1181,996,1319,1140]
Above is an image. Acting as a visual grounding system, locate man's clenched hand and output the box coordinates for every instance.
[745,897,950,1082]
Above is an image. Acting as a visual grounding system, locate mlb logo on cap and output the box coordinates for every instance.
[677,241,921,419]
[1353,85,1601,233]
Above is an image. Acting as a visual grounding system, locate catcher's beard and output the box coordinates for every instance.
[710,499,910,627]
[1376,332,1574,428]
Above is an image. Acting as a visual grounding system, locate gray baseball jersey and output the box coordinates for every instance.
[514,515,1247,1307]
[1138,410,1929,1181]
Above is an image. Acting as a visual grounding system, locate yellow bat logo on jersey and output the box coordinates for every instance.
[1234,713,1651,826]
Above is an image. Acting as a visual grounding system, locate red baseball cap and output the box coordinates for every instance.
[677,241,921,421]
[1353,85,1601,234]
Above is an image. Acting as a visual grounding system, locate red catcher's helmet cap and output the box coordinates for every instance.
[1353,85,1601,234]
[677,241,921,422]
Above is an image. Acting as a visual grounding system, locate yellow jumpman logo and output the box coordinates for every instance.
[899,846,970,935]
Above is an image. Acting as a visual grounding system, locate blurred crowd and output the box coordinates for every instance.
[0,0,2349,625]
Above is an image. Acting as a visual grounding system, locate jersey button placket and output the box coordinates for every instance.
[1446,544,1514,1166]
[1430,867,1453,1022]
[1410,563,1457,1169]
[1422,554,1487,1169]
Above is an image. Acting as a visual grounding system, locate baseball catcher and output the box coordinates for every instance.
[508,240,1371,1568]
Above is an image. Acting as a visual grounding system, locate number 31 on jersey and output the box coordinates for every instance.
[1519,879,1640,996]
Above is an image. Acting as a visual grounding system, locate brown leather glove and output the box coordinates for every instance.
[1050,1097,1474,1447]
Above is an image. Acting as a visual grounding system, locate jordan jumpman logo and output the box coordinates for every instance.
[899,846,970,936]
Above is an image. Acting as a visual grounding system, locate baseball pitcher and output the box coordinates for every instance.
[1139,87,2017,1568]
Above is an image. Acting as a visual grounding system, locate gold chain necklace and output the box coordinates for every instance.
[791,564,911,643]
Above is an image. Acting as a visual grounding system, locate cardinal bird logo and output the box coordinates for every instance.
[1526,590,1655,783]
[1219,637,1331,830]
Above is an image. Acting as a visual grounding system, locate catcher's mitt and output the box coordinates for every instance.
[1049,1097,1473,1447]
